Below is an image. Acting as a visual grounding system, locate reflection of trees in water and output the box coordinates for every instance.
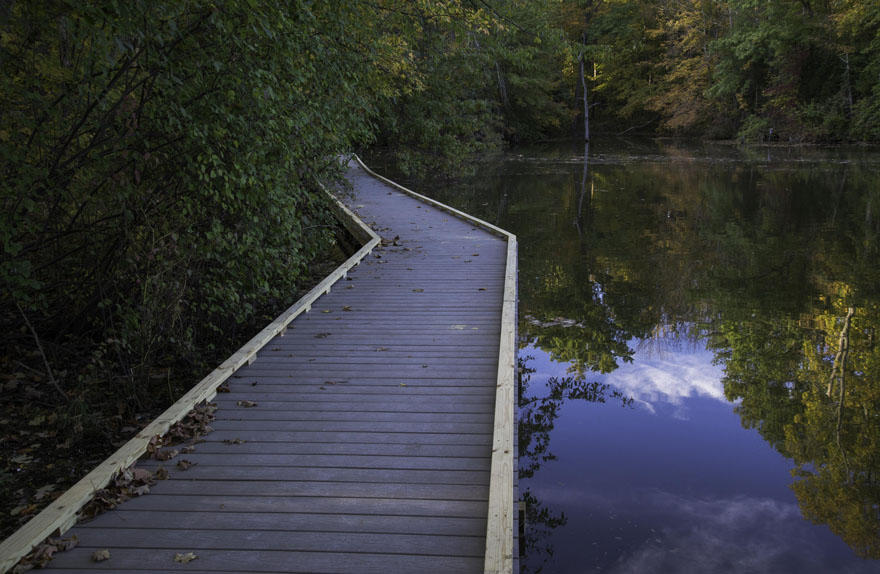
[512,145,880,562]
[517,355,633,571]
[712,302,880,558]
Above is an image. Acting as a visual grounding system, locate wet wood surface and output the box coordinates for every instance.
[42,161,511,573]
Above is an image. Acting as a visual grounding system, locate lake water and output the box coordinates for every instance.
[366,139,880,573]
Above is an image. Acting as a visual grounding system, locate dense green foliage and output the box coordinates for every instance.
[1,1,385,425]
[560,0,880,141]
[369,0,880,173]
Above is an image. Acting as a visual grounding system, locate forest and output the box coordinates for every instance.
[2,0,879,540]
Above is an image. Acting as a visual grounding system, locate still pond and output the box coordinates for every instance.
[369,139,880,573]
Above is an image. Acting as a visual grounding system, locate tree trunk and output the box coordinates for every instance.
[827,307,855,397]
[496,61,509,110]
[579,50,590,142]
[842,52,853,118]
[576,141,590,237]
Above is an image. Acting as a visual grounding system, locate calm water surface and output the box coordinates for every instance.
[368,140,880,573]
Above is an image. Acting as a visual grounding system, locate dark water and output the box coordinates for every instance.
[366,140,880,573]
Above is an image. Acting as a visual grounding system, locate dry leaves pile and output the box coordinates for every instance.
[80,467,159,520]
[11,535,78,573]
[11,402,217,572]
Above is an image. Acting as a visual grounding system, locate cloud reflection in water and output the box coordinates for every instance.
[602,345,725,417]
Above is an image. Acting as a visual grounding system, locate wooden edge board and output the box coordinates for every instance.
[351,155,518,573]
[351,155,515,240]
[0,190,380,573]
[483,239,518,574]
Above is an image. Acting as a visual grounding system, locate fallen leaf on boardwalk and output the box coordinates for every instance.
[464,259,473,263]
[176,459,195,470]
[412,288,424,293]
[314,332,331,339]
[154,448,179,461]
[478,288,486,291]
[155,467,169,480]
[91,549,111,562]
[321,309,331,313]
[174,552,198,564]
[345,285,354,289]
[181,446,196,454]
[223,438,246,445]
[399,383,407,387]
[375,347,389,352]
[216,383,231,393]
[472,253,480,256]
[132,483,151,496]
[20,535,79,569]
[130,468,153,482]
[342,305,352,311]
[236,400,258,407]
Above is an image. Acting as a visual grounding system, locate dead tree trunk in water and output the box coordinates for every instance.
[576,141,590,237]
[578,46,590,142]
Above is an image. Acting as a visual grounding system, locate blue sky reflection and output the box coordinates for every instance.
[522,342,875,573]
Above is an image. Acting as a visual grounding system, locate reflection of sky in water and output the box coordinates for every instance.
[523,342,875,573]
[602,342,725,417]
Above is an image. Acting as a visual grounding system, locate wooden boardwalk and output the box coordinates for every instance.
[23,159,516,573]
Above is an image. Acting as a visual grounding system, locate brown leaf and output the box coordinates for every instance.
[236,400,258,408]
[130,468,152,483]
[154,448,179,461]
[132,484,151,496]
[155,467,169,480]
[342,305,352,311]
[91,549,111,562]
[176,459,195,470]
[412,288,424,293]
[223,438,246,445]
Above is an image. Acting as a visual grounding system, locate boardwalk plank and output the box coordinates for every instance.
[47,549,484,573]
[137,453,489,470]
[140,480,488,500]
[128,466,490,484]
[179,442,490,457]
[72,528,486,556]
[84,511,487,535]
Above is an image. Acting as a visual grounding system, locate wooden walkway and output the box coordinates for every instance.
[20,159,516,573]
